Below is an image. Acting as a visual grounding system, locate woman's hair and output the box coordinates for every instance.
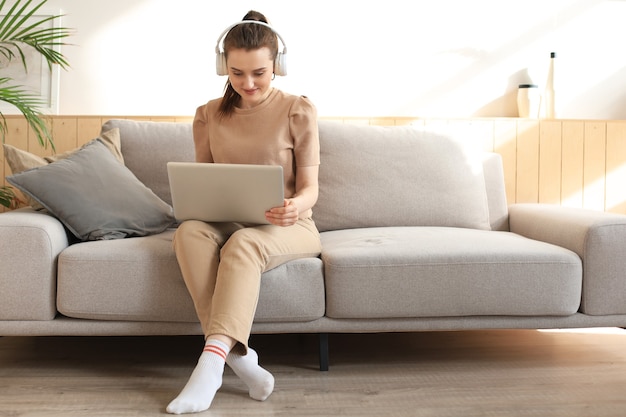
[217,10,279,118]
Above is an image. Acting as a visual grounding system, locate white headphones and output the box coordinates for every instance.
[215,20,288,76]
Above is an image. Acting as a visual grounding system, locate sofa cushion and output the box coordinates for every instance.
[57,230,325,323]
[321,227,582,319]
[2,128,122,210]
[313,121,491,232]
[6,139,175,241]
[101,119,195,206]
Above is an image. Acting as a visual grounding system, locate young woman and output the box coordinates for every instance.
[166,10,321,415]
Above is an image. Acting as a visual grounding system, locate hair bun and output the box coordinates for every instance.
[243,10,269,24]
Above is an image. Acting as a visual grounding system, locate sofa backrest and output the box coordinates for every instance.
[313,120,506,231]
[313,120,508,232]
[481,152,509,231]
[101,119,194,206]
[102,119,509,232]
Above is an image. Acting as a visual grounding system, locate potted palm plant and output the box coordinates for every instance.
[0,0,72,208]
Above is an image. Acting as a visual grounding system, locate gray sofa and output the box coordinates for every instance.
[2,118,626,370]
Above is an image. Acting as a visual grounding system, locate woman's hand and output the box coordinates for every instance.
[266,199,299,227]
[265,165,319,227]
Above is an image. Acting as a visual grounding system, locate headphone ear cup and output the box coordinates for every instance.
[274,52,287,76]
[216,52,228,76]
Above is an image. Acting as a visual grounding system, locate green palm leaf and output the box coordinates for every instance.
[0,76,51,149]
[0,8,72,71]
[0,0,72,208]
[0,0,72,143]
[0,184,19,208]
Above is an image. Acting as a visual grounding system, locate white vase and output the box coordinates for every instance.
[517,84,541,118]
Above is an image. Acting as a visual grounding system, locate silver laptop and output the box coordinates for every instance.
[167,162,284,224]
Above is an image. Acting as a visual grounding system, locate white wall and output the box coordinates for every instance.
[20,0,626,118]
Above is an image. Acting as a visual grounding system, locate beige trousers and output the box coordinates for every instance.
[172,218,321,354]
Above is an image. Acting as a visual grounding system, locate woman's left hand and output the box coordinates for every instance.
[265,199,299,227]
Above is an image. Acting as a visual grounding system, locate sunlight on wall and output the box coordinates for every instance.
[278,0,626,118]
[606,163,626,213]
[581,176,606,212]
[555,1,626,119]
[75,1,222,116]
[561,189,585,210]
[50,0,626,118]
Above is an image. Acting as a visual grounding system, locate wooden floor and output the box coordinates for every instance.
[1,328,626,416]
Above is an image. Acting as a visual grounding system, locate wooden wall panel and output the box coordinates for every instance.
[583,122,607,211]
[516,120,540,203]
[2,116,626,217]
[561,121,585,209]
[77,117,106,145]
[538,120,562,205]
[49,117,79,155]
[606,121,626,214]
[493,119,517,205]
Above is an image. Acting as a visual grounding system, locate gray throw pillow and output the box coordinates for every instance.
[6,139,175,241]
[3,128,122,210]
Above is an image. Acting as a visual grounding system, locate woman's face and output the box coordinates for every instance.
[227,47,274,109]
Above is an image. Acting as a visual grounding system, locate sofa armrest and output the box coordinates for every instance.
[0,208,69,320]
[509,203,626,315]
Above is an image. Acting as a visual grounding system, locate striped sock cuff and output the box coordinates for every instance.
[203,339,230,361]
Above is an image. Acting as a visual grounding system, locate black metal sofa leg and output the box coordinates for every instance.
[319,333,329,371]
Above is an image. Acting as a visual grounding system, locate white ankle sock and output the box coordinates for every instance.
[166,339,230,414]
[227,347,274,401]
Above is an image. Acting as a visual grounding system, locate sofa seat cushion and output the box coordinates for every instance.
[57,230,325,323]
[321,227,582,319]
